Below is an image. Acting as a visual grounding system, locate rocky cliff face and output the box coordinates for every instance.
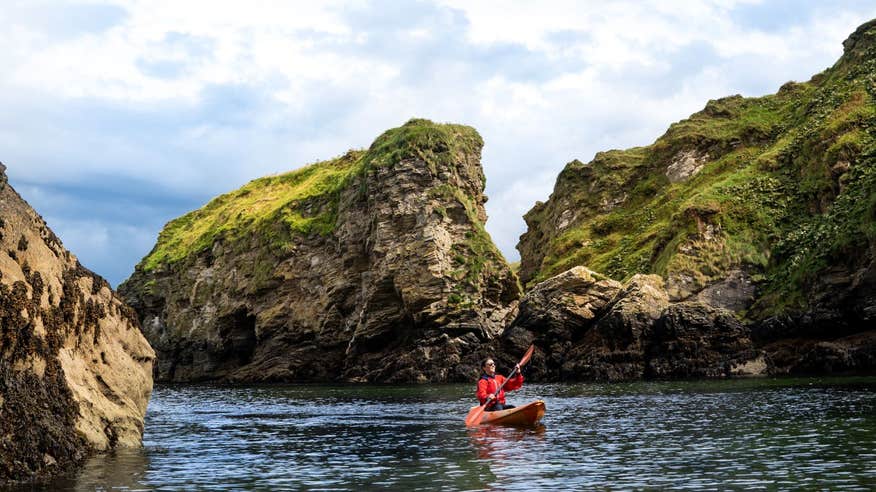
[516,20,876,377]
[500,267,761,381]
[120,119,520,383]
[0,164,155,482]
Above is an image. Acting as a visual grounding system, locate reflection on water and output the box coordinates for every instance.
[468,424,546,460]
[29,377,876,490]
[52,448,151,492]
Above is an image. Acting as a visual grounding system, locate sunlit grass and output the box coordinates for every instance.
[526,41,876,318]
[138,119,496,280]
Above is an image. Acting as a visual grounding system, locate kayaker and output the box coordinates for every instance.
[477,358,524,411]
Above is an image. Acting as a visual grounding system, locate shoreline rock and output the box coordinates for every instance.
[0,164,154,483]
[507,268,762,382]
[504,264,876,382]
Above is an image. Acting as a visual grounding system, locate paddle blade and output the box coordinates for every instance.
[519,344,535,367]
[465,405,486,427]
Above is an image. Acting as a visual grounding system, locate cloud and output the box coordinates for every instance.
[0,1,127,39]
[43,216,158,288]
[2,0,874,283]
[13,180,199,285]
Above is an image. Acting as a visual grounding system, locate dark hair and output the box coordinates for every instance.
[482,358,494,368]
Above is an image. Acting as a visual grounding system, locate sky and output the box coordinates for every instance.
[2,0,874,286]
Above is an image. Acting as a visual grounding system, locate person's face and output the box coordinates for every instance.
[483,359,496,376]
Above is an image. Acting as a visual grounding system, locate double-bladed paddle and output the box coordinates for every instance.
[465,344,535,427]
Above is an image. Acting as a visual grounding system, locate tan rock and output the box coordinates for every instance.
[0,166,154,482]
[665,149,710,183]
[563,274,670,381]
[512,266,622,339]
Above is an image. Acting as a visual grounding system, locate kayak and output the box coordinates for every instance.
[469,400,546,427]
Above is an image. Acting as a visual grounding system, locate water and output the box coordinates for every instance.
[39,377,876,490]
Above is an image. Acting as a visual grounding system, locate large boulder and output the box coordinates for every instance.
[647,302,760,378]
[513,266,622,335]
[562,274,669,380]
[0,164,154,482]
[508,266,621,375]
[509,268,762,382]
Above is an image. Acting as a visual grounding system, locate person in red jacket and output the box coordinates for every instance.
[476,357,524,411]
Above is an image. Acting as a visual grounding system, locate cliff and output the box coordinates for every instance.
[120,119,520,383]
[513,20,876,379]
[0,163,155,482]
[500,267,761,381]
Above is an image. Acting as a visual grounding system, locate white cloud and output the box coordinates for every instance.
[2,0,874,282]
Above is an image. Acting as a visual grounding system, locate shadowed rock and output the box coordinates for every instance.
[647,302,758,378]
[508,268,761,382]
[562,274,669,381]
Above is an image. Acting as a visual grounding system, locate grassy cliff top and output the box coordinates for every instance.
[521,19,876,318]
[138,119,483,272]
[364,118,483,174]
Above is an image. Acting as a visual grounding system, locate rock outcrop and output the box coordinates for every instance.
[515,20,876,378]
[564,274,670,381]
[120,119,519,383]
[503,267,760,382]
[504,266,621,377]
[0,163,155,482]
[647,302,759,378]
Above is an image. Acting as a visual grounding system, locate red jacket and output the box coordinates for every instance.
[477,372,523,406]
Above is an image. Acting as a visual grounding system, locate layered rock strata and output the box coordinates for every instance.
[120,119,520,383]
[502,267,761,381]
[0,163,155,482]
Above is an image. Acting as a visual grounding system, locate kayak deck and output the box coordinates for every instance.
[472,400,546,427]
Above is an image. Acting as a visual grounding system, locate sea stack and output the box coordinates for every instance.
[0,163,155,482]
[120,119,520,383]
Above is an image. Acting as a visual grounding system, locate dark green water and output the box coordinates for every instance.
[42,377,876,490]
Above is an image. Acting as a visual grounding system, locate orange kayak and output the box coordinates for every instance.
[470,400,546,427]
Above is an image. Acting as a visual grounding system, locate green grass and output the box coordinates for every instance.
[524,29,876,318]
[142,150,364,271]
[139,119,488,272]
[362,118,483,175]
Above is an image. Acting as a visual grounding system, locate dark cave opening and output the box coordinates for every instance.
[219,309,258,366]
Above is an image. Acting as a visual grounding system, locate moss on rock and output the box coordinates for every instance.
[140,119,488,273]
[518,19,876,322]
[122,118,519,384]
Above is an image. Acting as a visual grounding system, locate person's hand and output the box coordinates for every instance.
[485,394,494,404]
[515,363,521,373]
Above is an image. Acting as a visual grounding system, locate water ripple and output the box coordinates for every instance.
[22,377,876,490]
